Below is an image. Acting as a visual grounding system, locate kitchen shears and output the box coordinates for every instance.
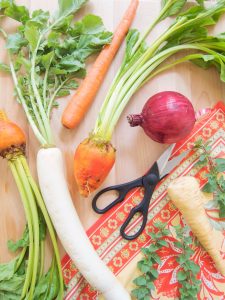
[92,145,187,240]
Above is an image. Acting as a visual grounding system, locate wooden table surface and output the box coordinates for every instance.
[1,0,225,269]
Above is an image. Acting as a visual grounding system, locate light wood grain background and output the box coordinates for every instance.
[0,0,225,265]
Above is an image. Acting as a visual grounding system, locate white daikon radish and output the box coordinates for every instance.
[37,147,131,300]
[167,176,225,276]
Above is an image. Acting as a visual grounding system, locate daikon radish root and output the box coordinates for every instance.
[37,147,131,300]
[167,176,225,276]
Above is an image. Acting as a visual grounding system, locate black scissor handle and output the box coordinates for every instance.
[120,173,159,240]
[92,186,127,214]
[120,206,148,240]
[92,178,142,214]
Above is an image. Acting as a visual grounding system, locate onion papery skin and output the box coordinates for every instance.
[128,91,196,144]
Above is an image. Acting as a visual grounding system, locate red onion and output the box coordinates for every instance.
[127,91,196,144]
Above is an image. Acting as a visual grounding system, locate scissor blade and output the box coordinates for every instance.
[157,146,189,178]
[156,144,175,175]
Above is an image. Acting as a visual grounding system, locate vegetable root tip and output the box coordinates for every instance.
[61,111,78,129]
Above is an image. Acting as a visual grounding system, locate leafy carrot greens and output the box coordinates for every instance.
[7,226,29,253]
[0,0,112,146]
[0,257,26,299]
[0,62,10,72]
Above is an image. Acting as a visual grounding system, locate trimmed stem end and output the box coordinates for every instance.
[127,114,143,127]
[1,144,26,160]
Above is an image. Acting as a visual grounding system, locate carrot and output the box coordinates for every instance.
[74,138,116,197]
[62,0,139,129]
[167,176,225,276]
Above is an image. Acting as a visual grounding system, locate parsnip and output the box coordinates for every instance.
[167,176,225,276]
[37,147,131,300]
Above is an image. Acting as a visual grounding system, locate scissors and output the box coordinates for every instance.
[92,145,187,240]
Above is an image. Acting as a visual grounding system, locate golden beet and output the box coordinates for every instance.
[74,138,116,197]
[0,111,26,158]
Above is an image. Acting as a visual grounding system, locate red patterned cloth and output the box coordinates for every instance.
[62,102,225,300]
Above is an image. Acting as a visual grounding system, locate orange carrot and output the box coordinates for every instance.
[74,138,116,197]
[62,0,139,129]
[0,110,26,158]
